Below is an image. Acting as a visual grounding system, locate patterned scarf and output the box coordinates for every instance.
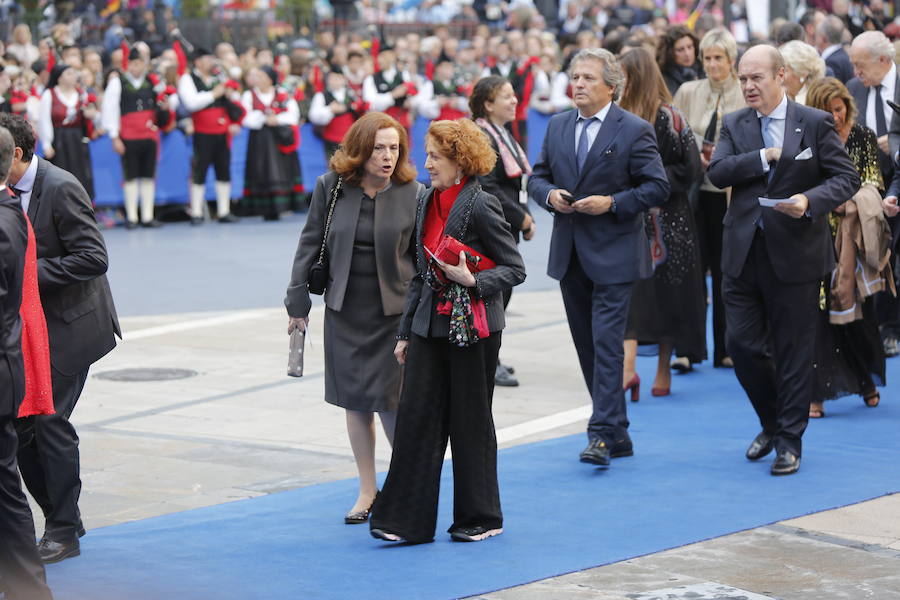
[477,118,531,179]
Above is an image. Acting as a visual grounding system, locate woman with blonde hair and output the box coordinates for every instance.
[618,47,706,399]
[369,119,525,544]
[672,27,745,371]
[284,111,420,524]
[780,40,827,105]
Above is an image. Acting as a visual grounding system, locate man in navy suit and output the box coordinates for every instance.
[816,16,854,84]
[529,48,669,467]
[707,45,859,476]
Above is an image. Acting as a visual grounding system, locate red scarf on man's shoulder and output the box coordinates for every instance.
[18,215,54,417]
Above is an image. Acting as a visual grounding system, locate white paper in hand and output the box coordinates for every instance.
[287,328,306,377]
[758,197,797,208]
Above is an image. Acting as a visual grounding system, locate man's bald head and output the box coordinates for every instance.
[737,44,786,115]
[740,44,785,77]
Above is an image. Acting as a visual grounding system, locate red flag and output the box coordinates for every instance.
[312,65,324,94]
[121,40,129,70]
[371,38,380,73]
[46,49,55,73]
[173,40,187,77]
[425,60,434,81]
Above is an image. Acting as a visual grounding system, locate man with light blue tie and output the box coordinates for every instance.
[529,48,669,468]
[707,45,859,476]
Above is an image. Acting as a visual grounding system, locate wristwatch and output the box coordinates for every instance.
[609,197,617,213]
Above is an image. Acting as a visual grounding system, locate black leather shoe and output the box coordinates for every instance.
[771,450,801,475]
[745,432,774,461]
[345,493,378,524]
[124,220,139,230]
[449,526,503,542]
[38,537,80,564]
[190,216,203,226]
[141,219,163,228]
[218,213,239,223]
[884,337,899,358]
[370,528,403,542]
[609,438,633,458]
[579,439,610,466]
[494,363,519,387]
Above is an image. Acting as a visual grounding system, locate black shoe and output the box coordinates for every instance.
[449,526,503,542]
[190,216,203,226]
[609,438,634,458]
[671,357,693,373]
[124,220,139,230]
[884,337,899,358]
[141,219,163,228]
[218,213,239,223]
[370,528,403,542]
[494,363,519,387]
[745,432,774,461]
[37,537,80,564]
[345,493,378,524]
[579,439,610,466]
[771,450,801,475]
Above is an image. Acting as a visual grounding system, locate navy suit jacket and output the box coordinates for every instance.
[528,103,670,285]
[707,100,860,283]
[847,75,900,185]
[825,47,854,84]
[0,187,27,419]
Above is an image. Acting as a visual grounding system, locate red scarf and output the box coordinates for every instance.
[19,215,54,417]
[423,177,467,255]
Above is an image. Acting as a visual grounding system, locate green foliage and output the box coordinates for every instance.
[278,0,315,31]
[181,0,210,19]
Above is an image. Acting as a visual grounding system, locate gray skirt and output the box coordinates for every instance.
[323,246,402,412]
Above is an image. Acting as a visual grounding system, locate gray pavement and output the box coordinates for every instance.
[28,214,900,599]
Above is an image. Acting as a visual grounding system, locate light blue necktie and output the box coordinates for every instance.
[760,116,775,183]
[576,117,598,174]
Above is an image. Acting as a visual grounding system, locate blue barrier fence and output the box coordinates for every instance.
[84,110,554,207]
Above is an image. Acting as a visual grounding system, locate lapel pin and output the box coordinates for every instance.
[795,128,801,132]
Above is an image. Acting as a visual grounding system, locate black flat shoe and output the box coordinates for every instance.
[38,537,80,564]
[494,363,519,387]
[345,493,378,524]
[771,450,801,476]
[746,432,774,461]
[671,357,692,373]
[370,528,403,542]
[449,526,503,542]
[579,439,610,466]
[609,438,634,458]
[141,219,163,228]
[218,214,239,223]
[190,216,203,226]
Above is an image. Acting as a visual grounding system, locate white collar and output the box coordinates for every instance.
[757,93,788,120]
[125,72,146,88]
[821,44,842,60]
[880,62,897,90]
[578,101,612,122]
[14,158,38,193]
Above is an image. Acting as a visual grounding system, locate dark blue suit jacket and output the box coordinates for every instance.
[825,47,854,85]
[0,188,27,419]
[528,103,670,285]
[707,100,860,283]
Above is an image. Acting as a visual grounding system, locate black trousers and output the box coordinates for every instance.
[559,252,633,445]
[192,133,230,184]
[696,190,728,364]
[370,332,503,543]
[16,368,88,541]
[722,232,818,457]
[0,416,52,600]
[121,138,158,180]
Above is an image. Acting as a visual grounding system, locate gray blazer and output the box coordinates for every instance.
[285,171,420,318]
[399,179,526,339]
[28,157,120,376]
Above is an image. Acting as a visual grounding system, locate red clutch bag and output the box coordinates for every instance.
[434,235,496,273]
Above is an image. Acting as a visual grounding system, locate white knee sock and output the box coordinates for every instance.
[139,178,156,223]
[123,180,139,224]
[190,183,206,219]
[215,181,231,218]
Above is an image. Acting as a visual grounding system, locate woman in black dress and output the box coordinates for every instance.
[471,75,536,388]
[285,112,419,523]
[806,78,889,417]
[240,66,303,220]
[38,63,96,198]
[618,48,706,399]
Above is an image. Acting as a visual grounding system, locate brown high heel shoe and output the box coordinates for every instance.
[863,390,880,408]
[623,373,641,402]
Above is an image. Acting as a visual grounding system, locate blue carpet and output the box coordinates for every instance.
[47,360,899,600]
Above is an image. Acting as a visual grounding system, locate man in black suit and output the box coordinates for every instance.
[0,125,53,600]
[847,31,900,356]
[816,16,853,85]
[708,45,859,476]
[528,48,669,467]
[0,113,120,563]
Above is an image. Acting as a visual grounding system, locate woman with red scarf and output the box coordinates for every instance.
[369,119,525,545]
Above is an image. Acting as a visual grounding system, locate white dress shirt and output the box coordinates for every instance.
[574,101,612,154]
[757,93,788,172]
[13,157,39,214]
[865,62,896,137]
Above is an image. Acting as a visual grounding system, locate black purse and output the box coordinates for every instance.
[308,176,342,295]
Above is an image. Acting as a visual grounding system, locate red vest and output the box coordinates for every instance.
[120,75,161,142]
[321,90,355,143]
[251,89,300,153]
[50,89,84,129]
[190,73,230,135]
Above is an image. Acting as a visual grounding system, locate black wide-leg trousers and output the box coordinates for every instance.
[371,332,503,543]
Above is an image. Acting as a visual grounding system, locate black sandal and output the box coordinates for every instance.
[863,390,881,408]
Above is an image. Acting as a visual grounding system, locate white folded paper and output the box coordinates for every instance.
[758,197,797,207]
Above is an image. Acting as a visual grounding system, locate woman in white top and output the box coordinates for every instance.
[240,65,303,220]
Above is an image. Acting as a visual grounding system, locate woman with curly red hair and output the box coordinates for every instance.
[369,118,526,545]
